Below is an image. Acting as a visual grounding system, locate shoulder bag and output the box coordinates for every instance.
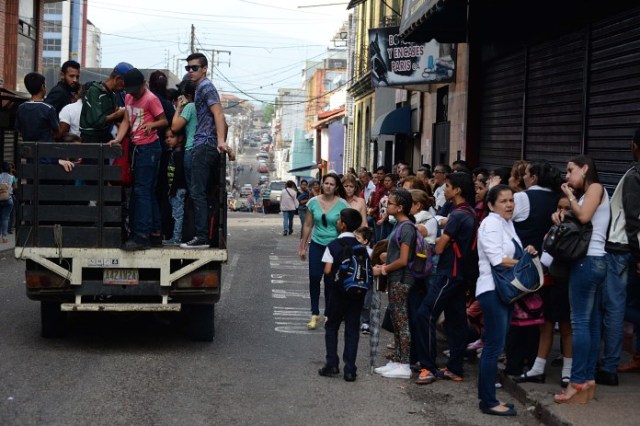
[492,239,545,304]
[542,212,592,261]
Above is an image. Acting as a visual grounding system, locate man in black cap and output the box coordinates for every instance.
[80,62,133,144]
[110,68,168,250]
[44,60,80,114]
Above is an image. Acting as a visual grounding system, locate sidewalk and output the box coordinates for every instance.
[0,232,15,253]
[502,350,640,426]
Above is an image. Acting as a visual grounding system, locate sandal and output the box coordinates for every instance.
[554,382,590,404]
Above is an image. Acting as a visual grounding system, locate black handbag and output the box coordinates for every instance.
[542,212,592,261]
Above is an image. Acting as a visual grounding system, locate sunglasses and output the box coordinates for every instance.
[321,214,328,227]
[185,65,202,72]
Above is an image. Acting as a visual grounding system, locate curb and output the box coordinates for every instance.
[500,371,571,426]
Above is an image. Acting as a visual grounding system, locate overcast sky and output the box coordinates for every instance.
[87,0,349,104]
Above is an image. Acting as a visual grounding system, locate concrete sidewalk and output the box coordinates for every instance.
[0,232,15,253]
[502,350,640,426]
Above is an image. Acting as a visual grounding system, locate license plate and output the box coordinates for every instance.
[103,269,139,285]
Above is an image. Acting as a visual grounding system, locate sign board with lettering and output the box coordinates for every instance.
[368,26,456,87]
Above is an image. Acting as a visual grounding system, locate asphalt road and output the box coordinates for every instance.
[0,214,543,426]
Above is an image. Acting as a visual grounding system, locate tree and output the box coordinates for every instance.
[263,103,274,124]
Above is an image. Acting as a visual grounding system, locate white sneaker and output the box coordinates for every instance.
[374,361,398,375]
[381,363,412,379]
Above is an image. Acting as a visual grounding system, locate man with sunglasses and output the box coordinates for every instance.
[180,53,229,249]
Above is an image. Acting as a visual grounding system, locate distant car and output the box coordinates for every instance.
[259,175,269,185]
[266,181,287,213]
[256,151,269,159]
[240,184,252,197]
[249,141,258,148]
[258,165,269,173]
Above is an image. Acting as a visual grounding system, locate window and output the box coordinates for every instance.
[44,2,63,14]
[44,39,62,51]
[16,0,37,92]
[43,20,62,33]
[42,57,61,68]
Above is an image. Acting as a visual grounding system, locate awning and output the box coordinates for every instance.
[371,107,411,137]
[346,0,367,10]
[399,0,467,43]
[288,164,321,173]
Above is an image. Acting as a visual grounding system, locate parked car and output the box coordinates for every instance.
[258,165,269,173]
[256,151,269,160]
[259,175,269,185]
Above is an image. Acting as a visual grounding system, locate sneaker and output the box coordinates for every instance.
[163,238,181,246]
[437,367,463,382]
[180,237,209,249]
[415,368,437,385]
[374,361,399,375]
[150,234,163,247]
[307,315,320,330]
[467,339,484,351]
[360,323,370,335]
[381,363,412,379]
[122,238,150,251]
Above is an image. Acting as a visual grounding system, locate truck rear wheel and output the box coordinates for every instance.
[41,301,67,338]
[185,304,215,342]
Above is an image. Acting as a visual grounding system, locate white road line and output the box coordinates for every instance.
[222,254,240,294]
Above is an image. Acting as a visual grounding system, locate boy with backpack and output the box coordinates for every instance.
[414,172,477,385]
[318,208,373,382]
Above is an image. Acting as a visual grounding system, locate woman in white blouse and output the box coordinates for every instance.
[476,184,537,416]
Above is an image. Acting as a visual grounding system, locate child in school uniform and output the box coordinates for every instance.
[318,208,372,382]
[163,128,187,245]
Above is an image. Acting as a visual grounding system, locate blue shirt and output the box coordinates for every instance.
[438,203,476,278]
[193,78,221,148]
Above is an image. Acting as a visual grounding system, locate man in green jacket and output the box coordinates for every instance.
[79,62,132,143]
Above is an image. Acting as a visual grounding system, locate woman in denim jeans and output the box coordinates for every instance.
[553,155,609,404]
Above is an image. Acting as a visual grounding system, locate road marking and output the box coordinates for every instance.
[222,254,240,294]
[271,252,317,334]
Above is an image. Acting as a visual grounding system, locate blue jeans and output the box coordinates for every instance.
[191,144,220,241]
[325,289,365,375]
[169,188,187,241]
[184,148,193,190]
[309,241,332,315]
[477,290,511,410]
[569,255,607,383]
[132,141,161,240]
[0,198,13,237]
[298,207,307,231]
[282,210,295,234]
[601,252,631,373]
[415,274,467,376]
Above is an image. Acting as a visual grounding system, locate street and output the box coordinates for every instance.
[0,213,539,426]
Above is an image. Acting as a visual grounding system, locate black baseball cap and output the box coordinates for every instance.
[124,68,145,95]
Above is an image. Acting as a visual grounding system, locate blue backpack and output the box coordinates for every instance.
[395,221,435,278]
[334,240,373,295]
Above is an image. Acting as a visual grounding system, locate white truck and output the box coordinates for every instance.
[14,142,228,341]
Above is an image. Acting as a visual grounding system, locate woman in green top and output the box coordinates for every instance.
[171,80,197,189]
[299,173,348,329]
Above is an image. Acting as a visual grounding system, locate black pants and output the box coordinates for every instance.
[325,287,365,375]
[504,325,540,375]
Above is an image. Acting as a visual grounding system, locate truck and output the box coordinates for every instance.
[14,142,228,341]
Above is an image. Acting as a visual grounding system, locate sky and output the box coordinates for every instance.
[87,0,350,105]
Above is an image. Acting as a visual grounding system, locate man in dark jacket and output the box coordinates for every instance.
[44,60,80,114]
[599,128,640,383]
[79,62,132,144]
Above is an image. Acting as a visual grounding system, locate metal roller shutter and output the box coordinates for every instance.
[525,31,585,169]
[478,51,525,169]
[586,7,640,189]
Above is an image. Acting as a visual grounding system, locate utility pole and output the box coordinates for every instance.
[210,49,231,78]
[190,24,195,54]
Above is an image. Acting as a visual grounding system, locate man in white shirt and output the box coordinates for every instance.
[359,171,375,205]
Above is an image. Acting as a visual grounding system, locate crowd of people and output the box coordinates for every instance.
[298,138,640,417]
[12,55,233,250]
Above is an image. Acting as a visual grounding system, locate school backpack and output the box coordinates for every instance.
[394,221,435,278]
[334,240,373,295]
[0,174,11,201]
[452,207,480,287]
